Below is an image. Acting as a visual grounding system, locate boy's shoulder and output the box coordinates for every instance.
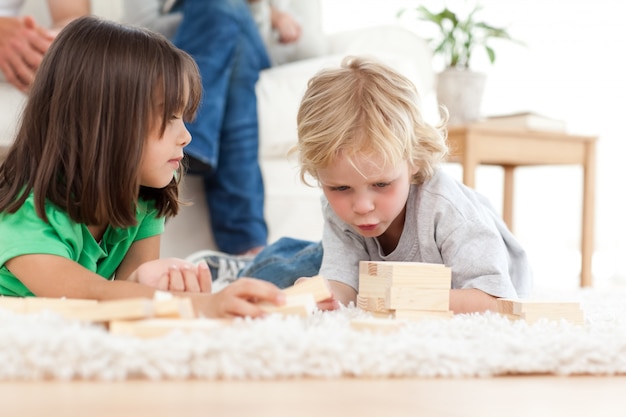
[420,169,465,195]
[417,169,490,210]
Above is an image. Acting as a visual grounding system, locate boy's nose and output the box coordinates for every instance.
[352,195,374,214]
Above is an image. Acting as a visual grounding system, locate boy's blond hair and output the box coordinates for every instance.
[295,56,448,185]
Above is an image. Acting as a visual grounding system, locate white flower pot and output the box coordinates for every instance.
[436,68,486,126]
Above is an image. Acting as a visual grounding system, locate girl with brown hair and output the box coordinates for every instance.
[0,16,284,318]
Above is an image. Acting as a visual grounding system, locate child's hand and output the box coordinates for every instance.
[203,278,285,318]
[128,258,211,293]
[294,276,340,311]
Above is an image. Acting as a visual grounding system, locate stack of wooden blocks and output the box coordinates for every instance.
[357,261,453,321]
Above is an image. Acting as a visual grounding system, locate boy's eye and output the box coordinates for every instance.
[329,185,349,192]
[373,182,390,188]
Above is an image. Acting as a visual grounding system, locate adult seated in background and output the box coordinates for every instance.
[0,0,90,91]
[124,0,301,256]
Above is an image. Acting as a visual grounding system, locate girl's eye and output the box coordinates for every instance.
[373,182,390,188]
[329,186,349,192]
[170,114,182,120]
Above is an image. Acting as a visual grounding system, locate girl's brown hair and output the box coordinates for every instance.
[0,16,201,228]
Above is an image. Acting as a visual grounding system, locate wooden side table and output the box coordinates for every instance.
[446,124,597,287]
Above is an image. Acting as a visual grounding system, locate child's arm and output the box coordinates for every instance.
[449,288,498,314]
[6,253,166,301]
[115,234,160,281]
[5,254,285,318]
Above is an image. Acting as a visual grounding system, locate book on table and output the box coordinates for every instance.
[473,111,567,132]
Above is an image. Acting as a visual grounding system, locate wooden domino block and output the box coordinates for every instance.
[393,309,453,321]
[350,318,405,333]
[15,297,193,322]
[495,298,516,315]
[0,295,195,323]
[368,310,395,319]
[385,287,450,311]
[109,318,230,338]
[0,296,98,314]
[359,261,451,289]
[512,300,581,315]
[152,297,196,319]
[259,293,317,317]
[357,274,388,298]
[356,294,395,318]
[255,276,331,317]
[0,296,26,313]
[282,275,332,302]
[356,294,390,313]
[497,298,584,325]
[522,310,585,325]
[497,298,582,315]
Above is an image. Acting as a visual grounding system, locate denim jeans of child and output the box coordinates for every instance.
[238,237,323,288]
[172,0,270,254]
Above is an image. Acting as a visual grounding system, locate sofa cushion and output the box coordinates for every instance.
[256,54,347,160]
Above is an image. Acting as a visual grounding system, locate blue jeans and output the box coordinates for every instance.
[238,237,323,288]
[172,0,270,254]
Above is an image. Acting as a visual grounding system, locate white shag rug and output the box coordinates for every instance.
[2,288,626,381]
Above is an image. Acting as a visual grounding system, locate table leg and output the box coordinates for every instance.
[580,141,596,287]
[502,165,515,232]
[461,145,477,188]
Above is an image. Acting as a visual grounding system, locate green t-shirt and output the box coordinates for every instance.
[0,193,165,296]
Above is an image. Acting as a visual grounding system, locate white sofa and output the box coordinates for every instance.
[0,0,437,258]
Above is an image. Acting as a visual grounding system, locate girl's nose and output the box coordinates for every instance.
[180,127,192,147]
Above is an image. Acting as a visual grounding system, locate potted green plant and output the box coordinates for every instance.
[399,3,521,125]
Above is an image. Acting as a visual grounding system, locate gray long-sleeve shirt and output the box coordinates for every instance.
[319,169,533,298]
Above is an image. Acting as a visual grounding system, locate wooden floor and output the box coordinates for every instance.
[3,376,626,417]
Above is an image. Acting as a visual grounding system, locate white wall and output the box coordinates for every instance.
[322,0,626,291]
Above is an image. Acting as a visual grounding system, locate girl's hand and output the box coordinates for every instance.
[202,278,285,318]
[127,258,212,293]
